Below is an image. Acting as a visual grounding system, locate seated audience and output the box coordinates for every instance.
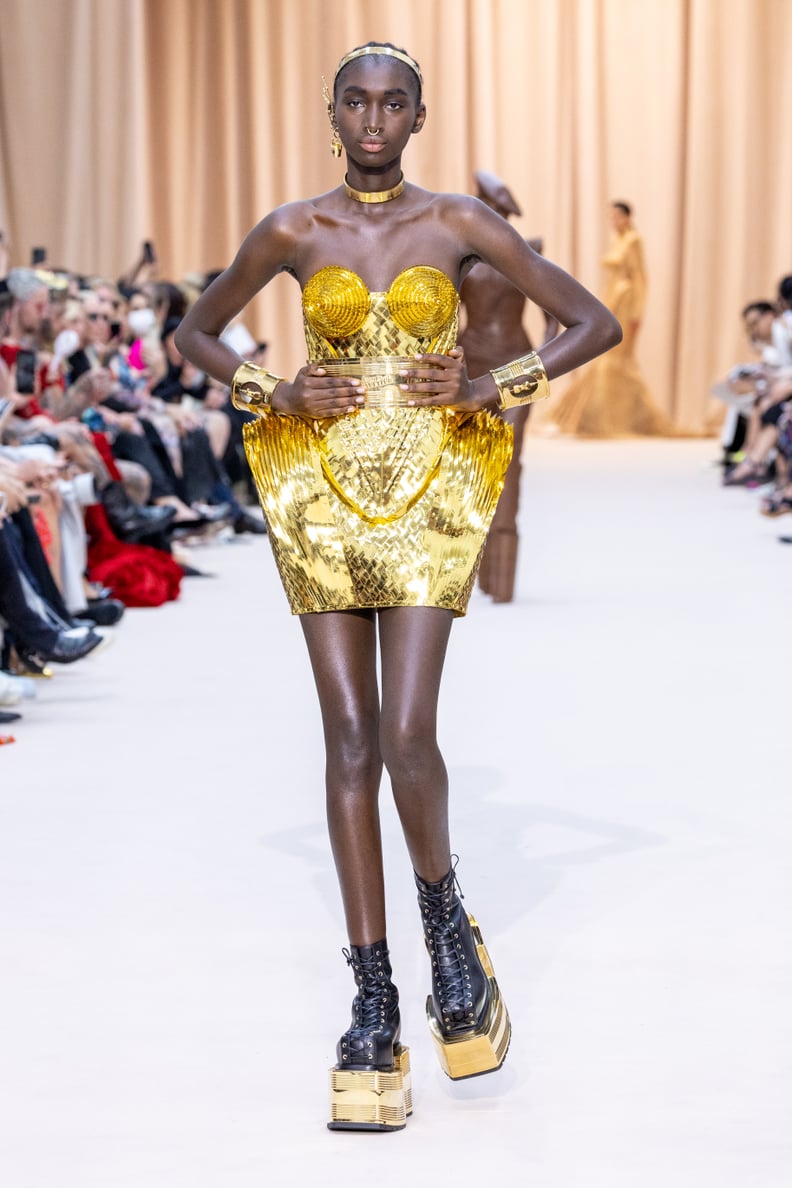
[719,300,792,487]
[0,241,268,725]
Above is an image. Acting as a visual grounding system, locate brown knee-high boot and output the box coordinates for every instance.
[485,528,519,603]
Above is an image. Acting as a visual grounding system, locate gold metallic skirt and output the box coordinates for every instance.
[243,362,513,615]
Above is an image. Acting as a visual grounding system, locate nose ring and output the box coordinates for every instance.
[365,126,381,134]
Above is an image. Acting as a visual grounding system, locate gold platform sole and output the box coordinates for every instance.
[328,1043,412,1132]
[426,916,511,1080]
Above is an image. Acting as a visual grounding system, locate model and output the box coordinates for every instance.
[459,171,559,602]
[552,200,672,436]
[176,42,621,1132]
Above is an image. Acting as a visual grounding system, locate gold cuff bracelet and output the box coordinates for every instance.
[230,361,285,413]
[490,351,551,410]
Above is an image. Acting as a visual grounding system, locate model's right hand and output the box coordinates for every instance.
[272,365,366,418]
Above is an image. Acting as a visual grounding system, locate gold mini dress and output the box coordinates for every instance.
[243,265,513,615]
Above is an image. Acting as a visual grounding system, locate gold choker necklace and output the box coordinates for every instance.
[344,174,405,204]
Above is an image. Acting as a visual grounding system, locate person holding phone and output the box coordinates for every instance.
[117,240,158,296]
[0,268,50,422]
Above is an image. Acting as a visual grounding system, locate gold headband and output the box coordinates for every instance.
[334,45,422,87]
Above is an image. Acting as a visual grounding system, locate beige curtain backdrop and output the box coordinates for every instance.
[1,0,790,431]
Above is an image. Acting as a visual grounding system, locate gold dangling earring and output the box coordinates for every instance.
[322,77,343,159]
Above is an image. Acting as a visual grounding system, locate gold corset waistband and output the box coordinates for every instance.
[318,356,421,407]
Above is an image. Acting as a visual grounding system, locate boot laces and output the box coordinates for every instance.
[343,948,392,1030]
[419,861,472,1015]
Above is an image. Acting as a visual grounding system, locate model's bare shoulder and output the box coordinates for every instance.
[237,197,333,279]
[430,191,484,222]
[246,199,310,249]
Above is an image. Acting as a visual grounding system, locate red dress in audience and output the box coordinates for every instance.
[84,504,182,608]
[85,431,182,607]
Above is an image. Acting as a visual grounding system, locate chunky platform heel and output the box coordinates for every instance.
[415,865,511,1080]
[327,941,411,1132]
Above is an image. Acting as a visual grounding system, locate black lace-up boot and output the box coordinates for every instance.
[327,940,412,1132]
[415,864,511,1079]
[337,942,401,1070]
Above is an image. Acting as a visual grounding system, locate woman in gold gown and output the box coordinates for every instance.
[552,201,674,436]
[176,42,620,1132]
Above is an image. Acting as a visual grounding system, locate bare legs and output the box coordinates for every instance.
[304,604,512,1111]
[300,605,454,946]
[378,607,453,880]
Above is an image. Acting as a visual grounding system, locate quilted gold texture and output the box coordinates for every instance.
[243,265,513,615]
[244,408,512,615]
[318,407,454,524]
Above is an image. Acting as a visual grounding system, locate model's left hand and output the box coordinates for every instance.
[399,348,482,411]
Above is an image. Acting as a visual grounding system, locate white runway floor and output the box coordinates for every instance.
[1,438,790,1187]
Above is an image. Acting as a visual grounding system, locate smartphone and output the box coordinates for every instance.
[142,240,155,264]
[31,246,47,266]
[15,348,37,394]
[81,407,106,432]
[110,321,121,337]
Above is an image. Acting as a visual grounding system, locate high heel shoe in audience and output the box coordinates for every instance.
[100,482,178,542]
[233,510,267,535]
[190,501,233,522]
[722,460,768,488]
[760,492,792,517]
[9,650,53,679]
[74,597,126,627]
[17,628,111,670]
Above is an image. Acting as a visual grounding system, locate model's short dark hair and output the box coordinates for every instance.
[611,200,632,217]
